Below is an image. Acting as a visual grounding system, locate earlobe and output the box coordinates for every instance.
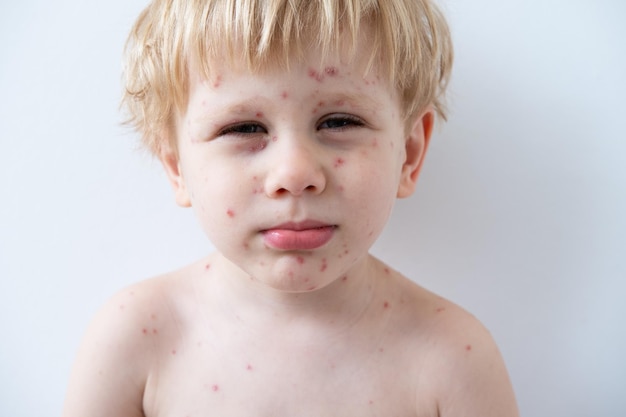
[396,109,435,198]
[158,143,192,208]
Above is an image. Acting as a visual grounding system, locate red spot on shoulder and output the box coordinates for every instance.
[227,209,235,218]
[307,286,317,291]
[324,66,339,76]
[435,307,446,313]
[384,267,390,275]
[334,157,345,168]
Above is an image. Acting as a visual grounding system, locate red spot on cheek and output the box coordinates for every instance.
[227,209,235,218]
[372,138,378,148]
[272,136,278,142]
[296,256,305,264]
[334,158,345,168]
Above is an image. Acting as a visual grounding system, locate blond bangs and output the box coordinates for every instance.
[122,0,453,154]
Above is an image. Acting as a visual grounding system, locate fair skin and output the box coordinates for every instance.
[63,37,519,416]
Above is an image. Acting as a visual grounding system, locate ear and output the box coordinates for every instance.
[396,109,435,198]
[158,142,192,207]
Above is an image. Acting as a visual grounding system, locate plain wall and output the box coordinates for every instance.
[1,0,624,415]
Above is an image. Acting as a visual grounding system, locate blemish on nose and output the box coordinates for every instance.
[227,209,236,218]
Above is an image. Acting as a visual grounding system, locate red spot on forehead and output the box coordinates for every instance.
[324,66,339,76]
[308,68,324,82]
[255,112,263,118]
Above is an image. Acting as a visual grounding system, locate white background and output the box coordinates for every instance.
[1,0,624,416]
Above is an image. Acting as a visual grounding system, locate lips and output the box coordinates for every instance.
[262,221,336,250]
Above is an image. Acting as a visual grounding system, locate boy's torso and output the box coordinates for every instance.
[127,255,458,417]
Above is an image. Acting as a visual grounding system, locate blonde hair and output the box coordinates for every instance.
[122,0,453,154]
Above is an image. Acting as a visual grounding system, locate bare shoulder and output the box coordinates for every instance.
[62,260,204,417]
[387,273,519,417]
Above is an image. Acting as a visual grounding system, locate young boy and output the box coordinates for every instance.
[63,0,519,415]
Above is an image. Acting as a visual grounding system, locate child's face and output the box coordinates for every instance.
[160,41,432,292]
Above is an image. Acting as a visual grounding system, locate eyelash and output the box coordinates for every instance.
[217,114,365,138]
[318,115,365,131]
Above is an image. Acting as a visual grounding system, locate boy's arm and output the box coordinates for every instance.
[62,290,150,417]
[434,313,520,417]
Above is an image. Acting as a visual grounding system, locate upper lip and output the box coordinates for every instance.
[262,220,335,231]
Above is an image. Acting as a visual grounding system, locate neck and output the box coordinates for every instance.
[207,252,381,333]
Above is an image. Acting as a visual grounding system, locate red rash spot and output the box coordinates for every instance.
[435,307,446,313]
[247,364,253,371]
[227,209,235,218]
[255,112,263,118]
[334,99,345,107]
[371,138,378,148]
[384,267,390,275]
[243,243,250,250]
[142,328,148,335]
[320,259,327,272]
[205,263,211,270]
[466,345,472,351]
[379,348,384,353]
[341,275,348,282]
[308,68,324,82]
[212,385,219,392]
[272,136,278,142]
[334,158,345,168]
[281,91,289,99]
[212,75,222,88]
[318,101,325,107]
[171,350,177,355]
[369,400,374,405]
[338,185,345,192]
[324,66,339,76]
[150,314,157,320]
[383,301,390,309]
[152,328,158,334]
[296,256,305,264]
[307,286,317,291]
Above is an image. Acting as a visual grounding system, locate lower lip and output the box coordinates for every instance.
[262,227,335,250]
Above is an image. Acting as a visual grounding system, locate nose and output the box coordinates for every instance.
[263,135,327,197]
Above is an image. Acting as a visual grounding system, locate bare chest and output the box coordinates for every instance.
[143,338,436,417]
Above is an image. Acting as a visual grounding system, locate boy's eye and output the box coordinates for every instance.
[318,115,365,130]
[218,122,267,136]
